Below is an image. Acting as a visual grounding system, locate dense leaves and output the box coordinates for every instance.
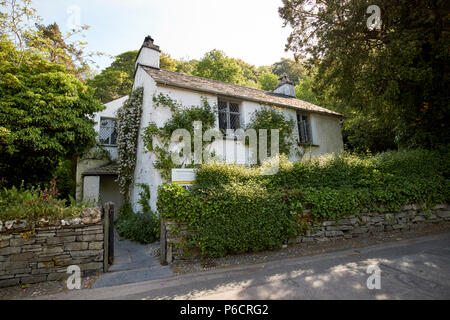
[0,180,86,222]
[246,107,296,158]
[143,93,217,181]
[279,0,450,150]
[87,50,138,103]
[0,37,102,187]
[115,185,159,244]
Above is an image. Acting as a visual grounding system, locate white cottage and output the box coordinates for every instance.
[77,36,343,212]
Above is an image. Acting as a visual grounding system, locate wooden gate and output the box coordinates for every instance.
[103,202,115,272]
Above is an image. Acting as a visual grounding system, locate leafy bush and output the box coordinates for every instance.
[245,107,296,158]
[157,182,296,257]
[115,184,160,244]
[0,180,86,222]
[158,149,450,257]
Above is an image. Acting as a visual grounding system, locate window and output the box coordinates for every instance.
[218,100,240,131]
[99,118,118,146]
[297,113,312,144]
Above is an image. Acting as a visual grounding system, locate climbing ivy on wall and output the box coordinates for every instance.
[142,93,217,181]
[116,87,144,199]
[246,107,296,159]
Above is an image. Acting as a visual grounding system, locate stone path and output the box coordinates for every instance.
[92,231,173,288]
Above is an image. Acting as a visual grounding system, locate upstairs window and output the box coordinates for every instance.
[99,118,118,146]
[218,100,241,131]
[297,113,312,144]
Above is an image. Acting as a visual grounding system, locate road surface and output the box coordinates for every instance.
[34,232,450,300]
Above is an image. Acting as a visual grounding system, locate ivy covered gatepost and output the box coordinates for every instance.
[116,87,144,200]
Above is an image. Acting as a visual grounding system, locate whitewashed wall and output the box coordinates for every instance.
[127,67,344,212]
[91,95,128,161]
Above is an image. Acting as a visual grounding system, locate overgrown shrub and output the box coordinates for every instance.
[158,149,450,257]
[157,182,296,257]
[115,184,160,244]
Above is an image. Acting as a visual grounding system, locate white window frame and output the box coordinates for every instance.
[218,99,241,132]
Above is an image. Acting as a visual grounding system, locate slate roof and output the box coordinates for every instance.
[143,67,342,117]
[83,163,118,176]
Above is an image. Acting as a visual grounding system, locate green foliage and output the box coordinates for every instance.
[193,49,246,85]
[0,36,103,188]
[279,0,450,149]
[115,208,160,244]
[258,71,279,91]
[342,110,398,153]
[0,180,86,222]
[116,87,144,199]
[246,107,296,157]
[115,184,159,244]
[158,149,449,257]
[157,182,296,257]
[160,51,178,71]
[272,58,305,83]
[1,1,97,78]
[87,50,137,103]
[142,93,217,181]
[53,159,76,201]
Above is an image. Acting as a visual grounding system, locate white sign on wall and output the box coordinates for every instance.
[171,169,196,186]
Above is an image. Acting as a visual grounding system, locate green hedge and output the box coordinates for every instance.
[158,149,450,257]
[157,182,296,257]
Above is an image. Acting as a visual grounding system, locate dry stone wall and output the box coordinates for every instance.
[162,203,450,263]
[0,208,104,288]
[293,203,450,244]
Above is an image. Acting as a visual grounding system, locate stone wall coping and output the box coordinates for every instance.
[0,207,103,234]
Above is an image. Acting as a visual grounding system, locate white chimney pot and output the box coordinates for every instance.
[135,36,161,70]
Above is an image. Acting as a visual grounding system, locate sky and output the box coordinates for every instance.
[33,0,294,72]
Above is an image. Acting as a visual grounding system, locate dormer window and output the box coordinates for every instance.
[218,99,241,131]
[99,118,118,146]
[297,113,312,144]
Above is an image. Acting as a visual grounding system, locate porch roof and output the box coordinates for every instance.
[82,163,119,176]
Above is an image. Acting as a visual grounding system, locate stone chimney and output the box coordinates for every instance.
[135,35,161,69]
[273,73,296,97]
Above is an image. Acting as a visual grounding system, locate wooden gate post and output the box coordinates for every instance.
[103,202,114,272]
[160,218,167,265]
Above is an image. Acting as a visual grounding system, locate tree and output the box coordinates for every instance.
[258,71,279,91]
[160,51,178,71]
[88,50,180,103]
[279,0,450,150]
[0,36,103,187]
[176,58,197,75]
[1,1,98,77]
[87,50,136,103]
[192,49,246,84]
[272,58,306,83]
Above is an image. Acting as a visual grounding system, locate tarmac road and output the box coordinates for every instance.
[34,231,450,300]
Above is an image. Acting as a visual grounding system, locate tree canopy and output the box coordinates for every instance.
[279,0,450,150]
[87,50,137,103]
[0,36,102,187]
[0,0,103,189]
